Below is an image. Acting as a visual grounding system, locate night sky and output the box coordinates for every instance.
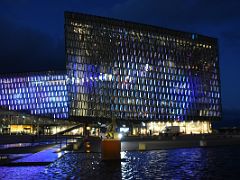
[0,0,239,126]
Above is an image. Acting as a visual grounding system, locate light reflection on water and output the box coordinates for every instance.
[1,146,240,179]
[121,149,206,179]
[41,146,240,179]
[0,166,45,180]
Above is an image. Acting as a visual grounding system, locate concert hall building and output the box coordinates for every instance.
[0,12,222,135]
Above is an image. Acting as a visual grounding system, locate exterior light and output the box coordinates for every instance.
[118,133,123,139]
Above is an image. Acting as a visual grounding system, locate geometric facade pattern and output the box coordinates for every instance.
[0,72,68,119]
[65,12,221,122]
[0,11,222,131]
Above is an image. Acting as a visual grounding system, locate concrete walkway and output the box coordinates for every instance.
[121,135,240,151]
[5,144,67,166]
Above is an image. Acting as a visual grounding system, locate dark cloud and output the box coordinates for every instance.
[0,17,65,73]
[111,0,240,27]
[221,30,240,47]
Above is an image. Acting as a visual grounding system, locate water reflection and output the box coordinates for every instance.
[120,147,240,179]
[167,148,206,178]
[2,146,240,179]
[41,148,210,179]
[0,166,45,179]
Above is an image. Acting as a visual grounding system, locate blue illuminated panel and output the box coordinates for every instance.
[0,72,68,119]
[64,12,222,122]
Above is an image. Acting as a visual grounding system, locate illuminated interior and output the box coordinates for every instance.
[147,121,212,134]
[10,125,33,134]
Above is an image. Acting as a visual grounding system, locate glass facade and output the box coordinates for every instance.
[0,72,68,119]
[65,12,221,123]
[0,12,222,134]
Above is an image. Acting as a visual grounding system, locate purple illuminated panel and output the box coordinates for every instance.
[64,12,221,122]
[0,72,68,119]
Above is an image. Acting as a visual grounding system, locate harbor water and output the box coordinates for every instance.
[1,146,240,179]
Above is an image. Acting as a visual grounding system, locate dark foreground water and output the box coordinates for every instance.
[1,146,240,179]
